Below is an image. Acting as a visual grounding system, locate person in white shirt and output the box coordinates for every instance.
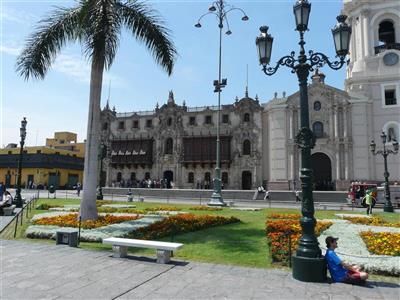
[0,191,13,215]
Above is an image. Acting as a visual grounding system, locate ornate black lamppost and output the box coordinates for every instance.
[195,0,249,206]
[14,117,28,208]
[255,0,351,282]
[96,143,107,200]
[370,132,399,212]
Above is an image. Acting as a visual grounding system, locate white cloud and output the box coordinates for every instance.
[0,45,20,56]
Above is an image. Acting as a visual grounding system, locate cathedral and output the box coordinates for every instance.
[100,0,399,191]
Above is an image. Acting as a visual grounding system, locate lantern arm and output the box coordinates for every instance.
[308,51,346,71]
[196,11,218,24]
[223,7,247,18]
[387,149,398,155]
[262,52,297,76]
[372,150,384,156]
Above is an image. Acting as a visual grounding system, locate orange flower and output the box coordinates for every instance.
[360,231,400,256]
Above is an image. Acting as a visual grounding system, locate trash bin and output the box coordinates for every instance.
[127,189,133,202]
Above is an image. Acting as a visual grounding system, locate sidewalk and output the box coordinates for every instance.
[1,240,398,299]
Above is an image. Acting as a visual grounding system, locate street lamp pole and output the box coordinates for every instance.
[96,143,107,200]
[255,0,351,282]
[14,117,28,208]
[195,0,249,206]
[370,132,399,212]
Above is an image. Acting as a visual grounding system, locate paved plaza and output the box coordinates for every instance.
[1,240,399,300]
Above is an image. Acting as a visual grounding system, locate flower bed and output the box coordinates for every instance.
[189,206,222,211]
[128,214,240,240]
[342,216,400,228]
[32,213,140,229]
[266,216,332,263]
[266,213,301,220]
[360,231,400,256]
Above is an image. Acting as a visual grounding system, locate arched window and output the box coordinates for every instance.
[222,172,228,185]
[387,126,399,142]
[379,21,395,45]
[145,172,150,180]
[165,138,173,154]
[117,172,122,182]
[244,113,250,122]
[243,139,251,155]
[204,172,211,182]
[313,122,324,138]
[167,118,172,126]
[102,122,108,130]
[130,172,136,181]
[188,172,194,183]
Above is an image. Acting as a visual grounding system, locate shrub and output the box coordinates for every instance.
[145,206,181,212]
[343,216,400,228]
[360,231,400,256]
[35,203,62,210]
[128,214,240,240]
[32,213,140,229]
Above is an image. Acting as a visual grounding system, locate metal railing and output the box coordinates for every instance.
[0,195,38,238]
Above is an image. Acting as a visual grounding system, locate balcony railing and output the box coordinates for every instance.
[374,43,400,54]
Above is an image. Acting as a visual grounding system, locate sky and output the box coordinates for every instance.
[1,0,345,147]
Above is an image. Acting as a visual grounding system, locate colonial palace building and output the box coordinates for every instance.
[100,0,400,191]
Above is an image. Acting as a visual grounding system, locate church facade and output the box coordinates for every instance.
[100,0,399,191]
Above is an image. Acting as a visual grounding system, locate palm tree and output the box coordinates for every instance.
[16,0,177,220]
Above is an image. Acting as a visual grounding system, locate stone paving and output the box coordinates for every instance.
[1,240,399,300]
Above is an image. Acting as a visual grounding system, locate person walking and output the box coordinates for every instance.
[0,182,4,201]
[295,190,300,202]
[264,190,270,201]
[76,183,81,197]
[365,189,374,215]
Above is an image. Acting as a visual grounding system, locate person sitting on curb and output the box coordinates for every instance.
[0,191,13,215]
[325,236,368,284]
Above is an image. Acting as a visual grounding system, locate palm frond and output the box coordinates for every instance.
[117,0,177,75]
[16,5,84,80]
[83,0,121,69]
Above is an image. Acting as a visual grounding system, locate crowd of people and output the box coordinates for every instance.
[111,179,175,189]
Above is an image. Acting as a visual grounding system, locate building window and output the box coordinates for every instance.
[379,21,395,46]
[243,140,251,155]
[8,151,11,154]
[146,119,152,128]
[222,172,228,185]
[205,115,212,125]
[385,89,397,106]
[102,122,108,130]
[244,113,250,122]
[167,118,172,126]
[118,121,125,129]
[313,101,321,111]
[132,120,139,128]
[312,122,324,138]
[145,172,150,180]
[165,138,173,155]
[36,150,41,154]
[204,172,211,182]
[117,172,122,182]
[188,172,194,183]
[189,116,196,126]
[222,114,229,123]
[130,172,136,181]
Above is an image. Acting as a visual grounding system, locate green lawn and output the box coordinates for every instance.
[3,198,399,280]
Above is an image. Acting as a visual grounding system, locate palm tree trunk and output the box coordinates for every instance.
[80,56,105,220]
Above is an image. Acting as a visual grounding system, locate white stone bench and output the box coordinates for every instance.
[102,237,183,264]
[3,205,16,216]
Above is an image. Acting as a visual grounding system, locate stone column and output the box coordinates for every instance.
[362,10,370,57]
[343,106,348,138]
[334,107,339,139]
[330,106,335,139]
[344,146,349,180]
[336,150,341,180]
[289,109,294,140]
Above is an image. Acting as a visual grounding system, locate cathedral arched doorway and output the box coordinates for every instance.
[311,153,332,191]
[242,171,252,190]
[163,170,173,189]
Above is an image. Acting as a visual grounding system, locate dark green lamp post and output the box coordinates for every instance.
[370,132,399,213]
[255,0,351,282]
[14,117,27,208]
[195,0,249,206]
[96,143,107,200]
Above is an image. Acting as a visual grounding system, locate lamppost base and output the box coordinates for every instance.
[14,193,23,208]
[292,254,327,282]
[383,205,394,213]
[208,192,226,207]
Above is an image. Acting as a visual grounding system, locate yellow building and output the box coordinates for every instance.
[46,132,85,156]
[0,133,85,189]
